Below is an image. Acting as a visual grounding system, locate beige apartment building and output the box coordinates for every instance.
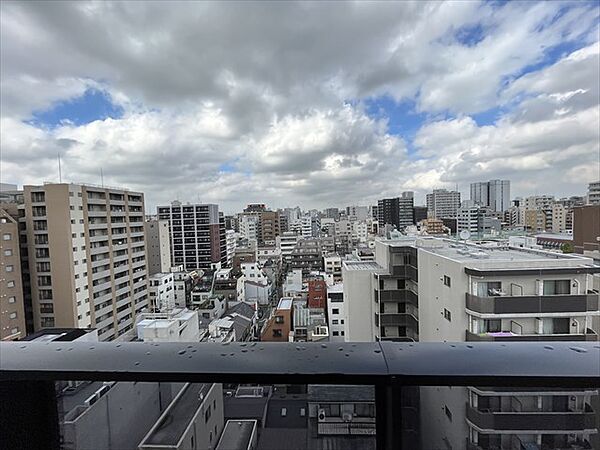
[0,206,27,340]
[23,183,149,341]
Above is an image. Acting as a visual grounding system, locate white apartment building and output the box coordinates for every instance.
[277,231,299,262]
[225,229,236,267]
[588,180,600,205]
[236,262,271,304]
[170,265,199,308]
[426,189,461,219]
[238,213,259,242]
[23,183,148,341]
[412,239,599,450]
[148,272,174,310]
[135,308,200,342]
[551,203,572,233]
[353,221,368,243]
[326,283,345,341]
[145,219,171,275]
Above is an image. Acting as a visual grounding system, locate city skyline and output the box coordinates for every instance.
[1,1,599,212]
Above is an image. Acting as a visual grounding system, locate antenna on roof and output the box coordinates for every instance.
[57,153,62,183]
[100,168,104,188]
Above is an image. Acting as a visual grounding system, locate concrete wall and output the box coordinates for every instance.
[342,265,376,342]
[62,382,170,450]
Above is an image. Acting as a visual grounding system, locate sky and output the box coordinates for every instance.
[1,1,599,214]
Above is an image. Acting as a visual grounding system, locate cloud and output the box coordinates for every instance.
[1,1,599,211]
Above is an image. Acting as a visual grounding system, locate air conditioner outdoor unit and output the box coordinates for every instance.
[342,412,353,422]
[318,409,326,421]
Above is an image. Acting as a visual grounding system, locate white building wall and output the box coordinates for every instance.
[342,264,377,342]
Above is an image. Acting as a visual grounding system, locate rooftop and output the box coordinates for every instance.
[343,261,382,271]
[216,420,257,450]
[277,298,293,310]
[142,383,212,446]
[308,385,375,402]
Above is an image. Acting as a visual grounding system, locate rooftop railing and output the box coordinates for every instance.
[1,341,599,450]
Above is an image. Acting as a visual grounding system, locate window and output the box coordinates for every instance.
[332,308,339,315]
[10,328,19,335]
[332,319,338,325]
[5,265,14,272]
[443,308,451,322]
[484,319,501,333]
[272,329,282,337]
[443,275,451,287]
[341,331,345,336]
[204,405,211,423]
[397,279,405,289]
[341,319,344,324]
[4,249,12,256]
[333,331,339,336]
[9,312,17,319]
[8,297,16,304]
[7,281,15,288]
[3,233,11,241]
[275,315,284,324]
[543,279,570,295]
[444,405,453,422]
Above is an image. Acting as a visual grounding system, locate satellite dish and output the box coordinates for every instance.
[459,230,471,240]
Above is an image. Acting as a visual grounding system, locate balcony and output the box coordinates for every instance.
[466,403,596,431]
[1,342,598,450]
[378,289,418,306]
[466,293,598,314]
[378,313,418,329]
[466,329,599,342]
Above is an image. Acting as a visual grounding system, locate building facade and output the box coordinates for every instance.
[426,189,461,219]
[0,206,27,340]
[23,183,148,341]
[145,219,171,275]
[157,202,226,272]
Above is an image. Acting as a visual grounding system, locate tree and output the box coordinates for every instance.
[560,242,574,253]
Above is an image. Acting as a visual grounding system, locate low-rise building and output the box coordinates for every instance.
[148,273,175,311]
[260,298,293,342]
[139,383,224,450]
[135,308,200,342]
[326,284,345,342]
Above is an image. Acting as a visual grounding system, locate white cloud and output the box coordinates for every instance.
[1,1,599,211]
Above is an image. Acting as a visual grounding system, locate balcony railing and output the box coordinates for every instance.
[466,403,597,431]
[1,342,599,450]
[466,329,599,342]
[465,293,598,314]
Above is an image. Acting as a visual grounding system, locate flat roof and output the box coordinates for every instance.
[277,298,293,310]
[308,385,375,402]
[216,420,256,450]
[343,261,382,271]
[327,283,343,293]
[142,383,211,446]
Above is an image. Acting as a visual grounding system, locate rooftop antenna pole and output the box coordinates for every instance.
[100,168,104,188]
[57,153,62,183]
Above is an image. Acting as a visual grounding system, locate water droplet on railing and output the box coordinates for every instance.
[466,345,473,349]
[241,349,248,353]
[321,344,327,348]
[55,348,62,351]
[220,353,227,357]
[146,351,151,355]
[134,361,140,366]
[191,349,197,353]
[569,347,587,353]
[543,345,554,350]
[89,346,95,350]
[345,353,350,357]
[116,344,122,348]
[19,345,27,349]
[178,350,186,355]
[187,345,193,349]
[374,349,381,354]
[338,347,343,351]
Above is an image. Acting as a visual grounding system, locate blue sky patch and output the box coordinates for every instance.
[27,88,124,128]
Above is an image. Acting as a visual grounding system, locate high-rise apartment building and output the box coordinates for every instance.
[345,205,369,222]
[22,183,149,340]
[0,206,27,340]
[426,189,461,219]
[157,202,226,271]
[377,193,414,230]
[457,205,501,236]
[144,219,171,275]
[470,179,511,212]
[588,180,600,205]
[412,206,427,224]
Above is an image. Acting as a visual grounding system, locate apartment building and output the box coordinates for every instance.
[289,238,324,274]
[413,206,427,224]
[324,254,342,283]
[457,205,501,236]
[345,205,369,221]
[470,179,511,212]
[148,272,174,310]
[414,239,599,450]
[225,229,236,267]
[278,232,299,264]
[145,219,171,275]
[22,183,148,340]
[342,239,419,342]
[238,213,259,242]
[426,189,461,219]
[261,297,293,342]
[0,206,27,340]
[377,195,413,229]
[588,180,600,205]
[258,210,281,245]
[157,201,226,271]
[327,283,345,341]
[573,205,600,259]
